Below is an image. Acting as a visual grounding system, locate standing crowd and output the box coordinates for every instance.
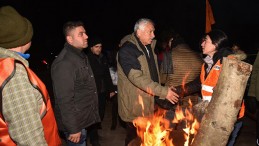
[0,5,257,146]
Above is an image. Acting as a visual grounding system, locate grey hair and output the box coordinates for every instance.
[134,18,154,32]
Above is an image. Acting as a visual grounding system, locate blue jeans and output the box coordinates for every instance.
[64,129,87,146]
[227,121,243,146]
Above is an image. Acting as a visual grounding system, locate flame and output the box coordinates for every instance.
[138,95,145,116]
[179,99,200,146]
[134,98,199,146]
[172,105,185,122]
[133,108,173,146]
[146,87,155,96]
[133,73,200,146]
[181,71,190,95]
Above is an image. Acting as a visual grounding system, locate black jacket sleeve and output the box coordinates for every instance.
[175,76,201,97]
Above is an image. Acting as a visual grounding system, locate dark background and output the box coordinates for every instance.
[1,0,259,65]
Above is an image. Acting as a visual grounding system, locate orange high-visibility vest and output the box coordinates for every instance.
[200,59,245,119]
[0,58,61,146]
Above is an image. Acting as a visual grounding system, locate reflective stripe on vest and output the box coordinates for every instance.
[203,96,212,101]
[0,58,61,146]
[200,60,221,101]
[202,84,213,93]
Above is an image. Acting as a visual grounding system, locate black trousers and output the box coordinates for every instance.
[98,92,108,121]
[88,123,100,145]
[111,95,118,126]
[125,122,137,146]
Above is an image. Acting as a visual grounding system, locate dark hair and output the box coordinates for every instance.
[63,21,84,37]
[204,29,233,62]
[155,29,184,53]
[88,35,102,48]
[170,32,185,49]
[207,29,230,52]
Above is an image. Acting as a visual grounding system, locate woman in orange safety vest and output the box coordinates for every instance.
[159,29,246,146]
[200,29,245,146]
[173,29,245,146]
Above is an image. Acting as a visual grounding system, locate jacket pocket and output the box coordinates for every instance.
[75,66,90,85]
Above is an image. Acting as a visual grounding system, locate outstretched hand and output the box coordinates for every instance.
[165,86,179,104]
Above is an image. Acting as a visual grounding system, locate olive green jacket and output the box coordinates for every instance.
[117,33,168,122]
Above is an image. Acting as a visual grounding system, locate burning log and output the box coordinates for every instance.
[192,57,252,146]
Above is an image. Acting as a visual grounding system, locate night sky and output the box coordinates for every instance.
[1,0,259,61]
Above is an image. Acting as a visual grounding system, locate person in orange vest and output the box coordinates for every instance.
[175,29,245,146]
[0,5,61,146]
[200,29,245,146]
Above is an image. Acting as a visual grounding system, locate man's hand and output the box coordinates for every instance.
[165,87,179,104]
[110,92,116,98]
[68,132,81,143]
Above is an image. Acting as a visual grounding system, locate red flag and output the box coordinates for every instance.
[206,0,215,33]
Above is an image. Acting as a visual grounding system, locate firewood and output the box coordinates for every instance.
[192,57,252,146]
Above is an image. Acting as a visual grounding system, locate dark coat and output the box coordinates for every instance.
[51,43,100,134]
[248,52,259,101]
[87,52,115,94]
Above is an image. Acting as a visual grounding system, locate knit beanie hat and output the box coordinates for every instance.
[0,6,33,48]
[89,36,102,48]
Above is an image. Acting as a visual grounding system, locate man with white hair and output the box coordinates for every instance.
[117,18,179,145]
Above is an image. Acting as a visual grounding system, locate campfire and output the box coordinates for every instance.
[130,58,252,146]
[132,95,199,146]
[130,71,200,146]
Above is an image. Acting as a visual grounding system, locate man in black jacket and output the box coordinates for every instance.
[51,21,100,146]
[87,36,115,121]
[86,36,115,145]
